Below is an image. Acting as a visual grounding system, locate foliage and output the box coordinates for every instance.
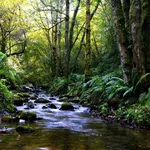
[50,77,70,95]
[124,105,150,126]
[105,73,150,102]
[0,52,19,84]
[99,103,109,115]
[0,52,18,111]
[67,74,85,96]
[0,79,14,111]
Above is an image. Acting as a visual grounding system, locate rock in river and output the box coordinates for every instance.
[60,102,74,111]
[34,98,50,103]
[16,125,34,133]
[16,111,37,122]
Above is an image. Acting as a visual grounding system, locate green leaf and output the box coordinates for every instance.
[134,73,150,91]
[123,86,133,97]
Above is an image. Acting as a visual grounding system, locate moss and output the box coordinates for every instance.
[2,115,13,123]
[60,102,74,111]
[16,125,34,133]
[16,111,37,121]
[34,98,49,103]
[13,94,28,106]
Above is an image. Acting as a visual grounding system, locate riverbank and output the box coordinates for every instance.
[48,74,150,131]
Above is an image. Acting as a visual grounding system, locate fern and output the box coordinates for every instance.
[123,86,134,97]
[134,73,150,91]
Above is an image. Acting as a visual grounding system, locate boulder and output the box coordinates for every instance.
[24,101,35,109]
[47,103,57,109]
[30,94,38,100]
[16,111,37,121]
[21,85,33,92]
[34,98,50,103]
[60,102,74,111]
[13,94,28,106]
[49,97,56,101]
[17,93,30,98]
[2,115,13,123]
[16,125,34,133]
[42,106,48,109]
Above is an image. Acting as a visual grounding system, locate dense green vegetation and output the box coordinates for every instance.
[0,0,150,129]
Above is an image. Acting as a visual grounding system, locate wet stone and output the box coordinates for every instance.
[34,98,50,103]
[47,103,57,109]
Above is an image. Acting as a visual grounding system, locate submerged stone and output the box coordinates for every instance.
[16,125,34,133]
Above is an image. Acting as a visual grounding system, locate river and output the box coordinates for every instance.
[0,91,150,150]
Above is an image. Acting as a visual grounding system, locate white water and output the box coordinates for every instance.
[17,92,102,134]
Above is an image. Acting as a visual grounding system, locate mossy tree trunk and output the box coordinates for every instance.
[130,0,145,77]
[111,0,150,88]
[111,0,132,85]
[85,0,91,82]
[63,0,70,77]
[141,0,150,73]
[141,0,150,88]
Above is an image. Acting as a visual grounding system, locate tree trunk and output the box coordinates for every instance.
[0,25,6,54]
[72,1,100,73]
[111,0,132,85]
[122,0,130,29]
[141,0,150,73]
[141,0,150,88]
[84,0,91,81]
[63,0,70,77]
[56,0,63,77]
[69,0,81,51]
[130,0,145,77]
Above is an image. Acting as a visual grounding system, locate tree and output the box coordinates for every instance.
[0,0,28,57]
[84,0,91,81]
[63,0,70,77]
[111,0,150,88]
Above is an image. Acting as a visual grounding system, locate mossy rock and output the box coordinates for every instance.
[34,98,50,103]
[60,102,74,111]
[26,101,35,109]
[16,125,34,133]
[16,111,37,121]
[2,115,13,123]
[30,94,38,100]
[48,103,57,109]
[17,93,30,98]
[13,94,28,106]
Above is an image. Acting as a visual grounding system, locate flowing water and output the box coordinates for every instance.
[1,91,150,150]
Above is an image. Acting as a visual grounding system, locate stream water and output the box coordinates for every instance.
[1,91,150,150]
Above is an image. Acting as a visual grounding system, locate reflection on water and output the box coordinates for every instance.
[1,125,150,150]
[1,93,150,150]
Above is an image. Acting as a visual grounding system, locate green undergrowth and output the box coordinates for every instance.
[0,52,19,112]
[50,71,150,128]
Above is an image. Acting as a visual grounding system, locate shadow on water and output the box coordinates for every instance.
[1,92,150,150]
